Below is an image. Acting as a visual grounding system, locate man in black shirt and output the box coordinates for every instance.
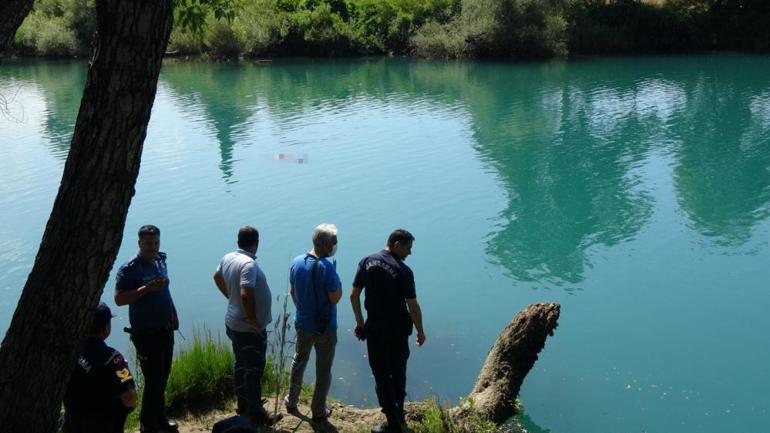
[350,229,426,433]
[63,302,137,433]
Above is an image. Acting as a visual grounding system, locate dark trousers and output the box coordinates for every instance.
[226,326,268,419]
[131,329,174,430]
[366,330,410,423]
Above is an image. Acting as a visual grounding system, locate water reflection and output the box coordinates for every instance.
[404,60,656,284]
[160,63,257,182]
[0,60,86,158]
[669,59,770,246]
[14,56,770,284]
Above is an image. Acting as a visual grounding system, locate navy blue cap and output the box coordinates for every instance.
[94,302,115,328]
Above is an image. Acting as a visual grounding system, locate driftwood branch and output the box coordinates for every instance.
[455,302,560,424]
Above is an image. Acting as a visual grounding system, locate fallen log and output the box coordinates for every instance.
[455,302,561,425]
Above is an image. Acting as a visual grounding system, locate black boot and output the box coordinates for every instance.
[157,417,179,432]
[371,413,403,433]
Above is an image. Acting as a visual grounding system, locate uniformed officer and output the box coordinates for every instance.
[63,302,137,433]
[115,225,179,433]
[350,229,426,433]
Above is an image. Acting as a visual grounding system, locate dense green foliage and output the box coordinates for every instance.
[11,0,770,59]
[14,0,94,57]
[567,0,770,54]
[168,0,458,57]
[412,0,569,58]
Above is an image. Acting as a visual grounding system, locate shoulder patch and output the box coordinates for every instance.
[105,349,124,366]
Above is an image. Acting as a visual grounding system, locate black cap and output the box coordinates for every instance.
[94,302,115,329]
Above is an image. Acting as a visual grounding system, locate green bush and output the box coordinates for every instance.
[411,0,568,59]
[168,27,206,55]
[17,15,79,56]
[13,0,93,57]
[411,20,467,58]
[205,18,247,59]
[237,0,293,56]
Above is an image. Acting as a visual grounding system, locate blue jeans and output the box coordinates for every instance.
[226,326,267,419]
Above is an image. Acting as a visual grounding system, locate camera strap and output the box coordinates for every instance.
[308,254,332,331]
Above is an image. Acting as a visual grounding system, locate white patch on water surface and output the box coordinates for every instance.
[749,91,770,128]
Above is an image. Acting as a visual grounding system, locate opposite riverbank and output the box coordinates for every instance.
[13,0,769,61]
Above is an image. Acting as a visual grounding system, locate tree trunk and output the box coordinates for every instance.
[457,302,560,424]
[0,0,33,63]
[0,0,173,431]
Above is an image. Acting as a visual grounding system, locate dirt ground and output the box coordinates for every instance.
[129,398,405,433]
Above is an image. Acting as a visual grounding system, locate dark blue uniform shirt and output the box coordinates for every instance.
[63,337,135,433]
[115,252,174,330]
[352,250,416,335]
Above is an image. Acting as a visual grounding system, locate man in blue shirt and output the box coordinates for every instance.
[284,224,342,423]
[350,229,426,433]
[115,225,179,433]
[63,302,137,433]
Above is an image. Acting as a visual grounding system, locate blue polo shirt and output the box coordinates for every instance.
[115,252,175,331]
[290,253,340,333]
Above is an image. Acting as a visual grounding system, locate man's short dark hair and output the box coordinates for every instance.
[138,225,160,238]
[387,229,414,247]
[238,226,259,249]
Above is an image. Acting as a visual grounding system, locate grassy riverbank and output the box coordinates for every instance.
[124,329,525,433]
[13,0,770,60]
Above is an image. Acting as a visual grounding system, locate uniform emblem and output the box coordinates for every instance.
[115,368,133,383]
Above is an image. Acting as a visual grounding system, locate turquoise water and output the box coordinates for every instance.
[1,55,769,433]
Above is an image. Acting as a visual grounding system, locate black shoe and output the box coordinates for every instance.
[284,396,300,416]
[311,407,333,422]
[157,417,179,432]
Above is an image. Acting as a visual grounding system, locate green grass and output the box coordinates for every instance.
[124,326,308,430]
[165,327,234,414]
[411,398,506,433]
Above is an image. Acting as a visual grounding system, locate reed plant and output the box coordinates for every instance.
[267,292,295,416]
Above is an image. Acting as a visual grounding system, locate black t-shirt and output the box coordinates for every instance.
[352,250,416,335]
[63,337,135,433]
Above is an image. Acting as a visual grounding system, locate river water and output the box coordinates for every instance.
[1,55,769,433]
